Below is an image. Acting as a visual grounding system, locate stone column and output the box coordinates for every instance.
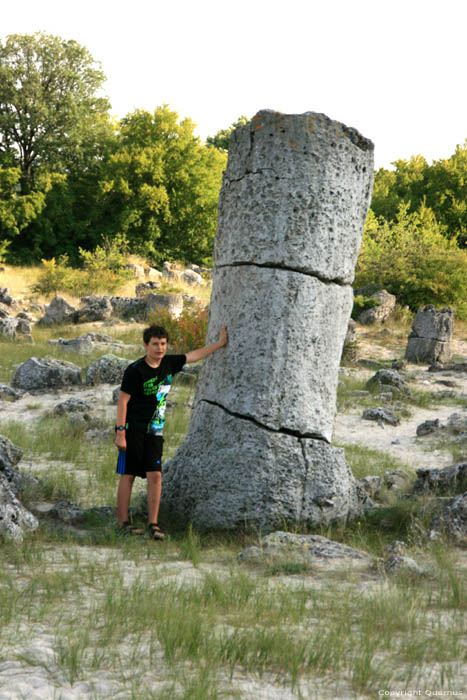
[405,305,454,364]
[163,110,374,530]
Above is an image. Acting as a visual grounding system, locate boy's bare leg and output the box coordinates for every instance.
[117,474,135,526]
[146,471,162,525]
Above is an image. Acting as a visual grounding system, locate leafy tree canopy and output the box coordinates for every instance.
[0,32,112,183]
[206,115,250,151]
[99,105,227,265]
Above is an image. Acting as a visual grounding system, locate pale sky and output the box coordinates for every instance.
[2,0,467,170]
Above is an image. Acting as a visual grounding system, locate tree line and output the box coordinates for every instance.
[0,32,227,266]
[1,33,466,316]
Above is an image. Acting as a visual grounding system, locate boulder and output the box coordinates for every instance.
[124,263,145,279]
[357,289,396,325]
[109,296,147,319]
[135,281,161,297]
[0,287,15,306]
[0,435,24,495]
[146,293,183,319]
[75,295,113,323]
[413,462,467,496]
[145,267,163,281]
[12,357,82,390]
[0,302,11,318]
[405,306,454,364]
[366,369,411,397]
[48,499,85,524]
[54,398,92,415]
[238,531,368,564]
[38,295,76,326]
[85,353,131,385]
[362,407,400,426]
[0,385,22,401]
[428,492,467,544]
[182,269,204,286]
[0,475,38,541]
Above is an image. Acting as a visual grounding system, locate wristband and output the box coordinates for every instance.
[115,425,126,432]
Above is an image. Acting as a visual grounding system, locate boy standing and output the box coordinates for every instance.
[114,323,227,539]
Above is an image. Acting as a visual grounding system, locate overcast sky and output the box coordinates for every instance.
[2,0,467,170]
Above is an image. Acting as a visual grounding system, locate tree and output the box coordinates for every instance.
[0,32,111,187]
[355,204,467,317]
[206,115,250,151]
[99,106,227,264]
[0,165,52,243]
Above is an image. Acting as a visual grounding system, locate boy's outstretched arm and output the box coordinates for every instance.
[185,326,228,364]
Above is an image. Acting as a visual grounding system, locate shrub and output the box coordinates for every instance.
[148,307,209,353]
[356,205,467,318]
[351,294,380,320]
[32,234,133,297]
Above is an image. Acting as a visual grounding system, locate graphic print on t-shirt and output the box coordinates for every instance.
[143,374,173,434]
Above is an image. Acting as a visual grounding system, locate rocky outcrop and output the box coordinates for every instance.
[163,110,374,530]
[146,293,183,319]
[405,305,454,364]
[357,289,396,325]
[38,295,77,326]
[85,353,131,385]
[238,531,368,564]
[0,435,38,541]
[12,357,82,390]
[0,474,39,541]
[366,369,411,397]
[74,295,113,323]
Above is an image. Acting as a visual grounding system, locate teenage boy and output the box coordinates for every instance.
[114,323,228,539]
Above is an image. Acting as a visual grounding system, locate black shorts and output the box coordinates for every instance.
[117,432,164,479]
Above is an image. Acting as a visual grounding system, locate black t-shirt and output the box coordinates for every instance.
[121,354,186,434]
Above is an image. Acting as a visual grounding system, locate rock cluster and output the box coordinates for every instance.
[164,110,374,530]
[405,305,454,364]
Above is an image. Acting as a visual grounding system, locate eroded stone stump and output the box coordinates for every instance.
[163,110,374,530]
[405,305,454,364]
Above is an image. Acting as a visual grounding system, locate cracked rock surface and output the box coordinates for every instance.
[163,110,374,530]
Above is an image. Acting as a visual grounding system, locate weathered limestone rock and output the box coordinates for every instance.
[215,111,372,284]
[163,402,370,530]
[366,369,411,397]
[109,296,147,320]
[405,305,454,364]
[38,295,76,326]
[135,281,161,297]
[357,289,396,325]
[12,357,82,390]
[146,293,183,319]
[163,110,374,530]
[0,475,38,541]
[197,266,353,440]
[85,353,131,385]
[182,269,204,286]
[75,295,113,323]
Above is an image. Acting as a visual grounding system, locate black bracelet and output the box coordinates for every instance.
[115,425,126,432]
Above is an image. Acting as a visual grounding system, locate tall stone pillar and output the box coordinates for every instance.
[163,110,374,530]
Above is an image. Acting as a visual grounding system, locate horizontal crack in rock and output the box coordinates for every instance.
[215,261,348,287]
[201,398,330,443]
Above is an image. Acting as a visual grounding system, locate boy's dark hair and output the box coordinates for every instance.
[143,325,169,344]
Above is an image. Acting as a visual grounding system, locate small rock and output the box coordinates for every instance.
[49,499,85,524]
[362,407,400,426]
[416,419,440,436]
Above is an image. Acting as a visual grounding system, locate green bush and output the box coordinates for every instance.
[356,205,467,318]
[32,234,133,297]
[351,295,380,320]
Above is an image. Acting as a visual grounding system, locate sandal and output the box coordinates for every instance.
[119,521,144,536]
[148,523,165,541]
